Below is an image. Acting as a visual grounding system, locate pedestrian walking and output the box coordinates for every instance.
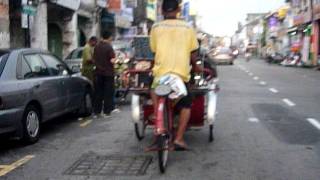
[81,36,97,81]
[92,31,116,118]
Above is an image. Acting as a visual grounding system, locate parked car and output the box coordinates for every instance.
[211,47,235,65]
[0,49,93,143]
[64,47,84,72]
[64,41,133,73]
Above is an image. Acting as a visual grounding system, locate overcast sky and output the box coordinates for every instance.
[193,0,285,36]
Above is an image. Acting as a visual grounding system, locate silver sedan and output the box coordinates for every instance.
[0,49,93,143]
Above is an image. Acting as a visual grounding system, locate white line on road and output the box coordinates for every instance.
[307,118,320,130]
[269,88,279,93]
[248,118,259,123]
[282,98,296,107]
[259,81,267,85]
[80,119,93,127]
[253,76,259,80]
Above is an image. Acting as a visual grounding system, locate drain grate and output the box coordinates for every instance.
[64,152,152,176]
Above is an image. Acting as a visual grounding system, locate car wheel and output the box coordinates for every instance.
[22,105,41,144]
[230,61,234,65]
[79,90,93,117]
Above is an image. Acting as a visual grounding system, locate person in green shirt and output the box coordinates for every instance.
[81,36,98,81]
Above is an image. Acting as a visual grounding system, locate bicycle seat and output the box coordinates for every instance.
[155,84,171,96]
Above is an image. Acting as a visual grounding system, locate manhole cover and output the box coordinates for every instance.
[64,153,152,176]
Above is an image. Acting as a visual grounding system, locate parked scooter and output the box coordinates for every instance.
[266,52,285,64]
[281,52,301,66]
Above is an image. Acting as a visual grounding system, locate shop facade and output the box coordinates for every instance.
[288,0,313,66]
[312,0,320,65]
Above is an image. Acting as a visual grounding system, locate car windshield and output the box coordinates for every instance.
[0,51,9,77]
[66,49,83,60]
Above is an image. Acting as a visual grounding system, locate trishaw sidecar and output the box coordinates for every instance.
[127,35,219,142]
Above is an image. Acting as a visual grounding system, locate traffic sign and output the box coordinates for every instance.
[22,5,37,16]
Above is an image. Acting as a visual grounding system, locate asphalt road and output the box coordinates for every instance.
[1,58,320,180]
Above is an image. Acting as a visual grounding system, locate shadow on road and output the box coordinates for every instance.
[0,114,78,153]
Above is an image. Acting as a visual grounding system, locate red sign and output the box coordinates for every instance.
[108,0,122,11]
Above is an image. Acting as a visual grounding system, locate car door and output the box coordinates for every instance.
[38,53,70,113]
[40,54,82,112]
[22,53,64,121]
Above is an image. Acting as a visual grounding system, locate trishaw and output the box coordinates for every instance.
[127,36,219,173]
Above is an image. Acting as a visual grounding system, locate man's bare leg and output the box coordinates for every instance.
[174,108,191,147]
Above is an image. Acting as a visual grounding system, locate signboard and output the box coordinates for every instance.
[125,0,137,8]
[313,0,320,20]
[146,0,157,21]
[121,8,133,22]
[22,5,37,16]
[108,0,122,12]
[21,14,29,28]
[50,0,80,11]
[97,0,107,8]
[115,14,131,28]
[132,36,154,60]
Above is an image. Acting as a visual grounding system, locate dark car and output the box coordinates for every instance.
[0,49,93,143]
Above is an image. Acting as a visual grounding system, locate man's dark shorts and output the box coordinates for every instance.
[175,85,192,109]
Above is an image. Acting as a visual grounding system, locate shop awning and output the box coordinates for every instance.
[49,0,80,11]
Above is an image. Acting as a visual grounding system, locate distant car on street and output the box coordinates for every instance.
[0,49,93,143]
[211,47,235,65]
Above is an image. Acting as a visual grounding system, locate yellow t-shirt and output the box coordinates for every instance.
[150,19,199,82]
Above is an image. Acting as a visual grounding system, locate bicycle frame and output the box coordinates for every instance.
[154,97,174,138]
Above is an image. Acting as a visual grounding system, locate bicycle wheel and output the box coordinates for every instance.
[158,134,169,173]
[158,103,169,173]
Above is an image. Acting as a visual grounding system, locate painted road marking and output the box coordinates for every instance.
[253,76,259,80]
[269,88,279,93]
[248,118,259,123]
[307,118,320,130]
[80,119,93,127]
[0,155,35,177]
[259,81,267,85]
[248,73,253,76]
[283,98,296,107]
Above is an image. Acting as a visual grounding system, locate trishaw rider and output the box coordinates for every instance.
[150,0,204,150]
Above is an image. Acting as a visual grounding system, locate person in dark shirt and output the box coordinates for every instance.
[93,31,116,117]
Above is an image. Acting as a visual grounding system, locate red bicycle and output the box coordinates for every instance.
[127,67,218,173]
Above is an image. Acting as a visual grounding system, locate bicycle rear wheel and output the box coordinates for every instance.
[157,101,170,173]
[158,135,169,173]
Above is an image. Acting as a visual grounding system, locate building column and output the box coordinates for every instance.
[0,0,10,49]
[62,12,78,58]
[30,0,47,50]
[312,21,319,66]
